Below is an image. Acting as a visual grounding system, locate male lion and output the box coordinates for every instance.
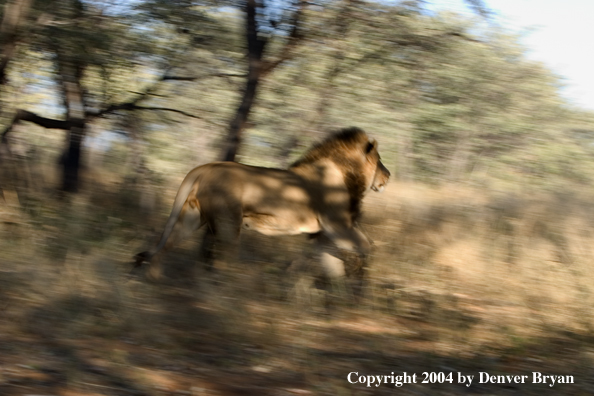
[134,127,390,280]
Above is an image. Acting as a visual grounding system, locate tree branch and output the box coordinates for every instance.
[1,103,202,145]
[261,0,308,77]
[162,73,246,81]
[90,70,241,118]
[0,60,235,143]
[128,105,203,119]
[1,109,72,144]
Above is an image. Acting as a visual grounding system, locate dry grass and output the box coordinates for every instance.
[2,176,594,395]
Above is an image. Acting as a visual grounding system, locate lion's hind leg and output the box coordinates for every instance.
[201,199,242,273]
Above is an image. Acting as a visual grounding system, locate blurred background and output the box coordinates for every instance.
[1,0,594,395]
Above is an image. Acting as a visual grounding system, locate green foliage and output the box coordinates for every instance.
[2,0,594,193]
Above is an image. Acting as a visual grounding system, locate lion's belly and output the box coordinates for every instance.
[239,173,321,235]
[242,212,320,236]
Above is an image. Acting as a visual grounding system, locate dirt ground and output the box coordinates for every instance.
[2,182,594,395]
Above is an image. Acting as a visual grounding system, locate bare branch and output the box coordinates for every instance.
[261,0,308,77]
[1,109,72,144]
[89,101,202,119]
[1,103,201,145]
[463,0,491,19]
[127,90,169,98]
[127,106,202,119]
[90,70,243,118]
[1,58,236,144]
[162,73,246,81]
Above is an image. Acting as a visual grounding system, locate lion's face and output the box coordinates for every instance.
[364,139,390,193]
[371,160,390,192]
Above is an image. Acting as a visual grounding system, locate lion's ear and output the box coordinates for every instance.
[365,139,377,154]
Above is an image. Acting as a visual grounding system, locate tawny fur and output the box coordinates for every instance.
[134,127,390,280]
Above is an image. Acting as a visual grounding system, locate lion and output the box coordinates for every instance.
[134,127,390,280]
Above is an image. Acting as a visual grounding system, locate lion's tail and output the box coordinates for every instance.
[144,169,201,260]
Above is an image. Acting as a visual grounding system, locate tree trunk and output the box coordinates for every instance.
[61,125,83,192]
[59,75,86,192]
[54,48,87,192]
[220,0,266,162]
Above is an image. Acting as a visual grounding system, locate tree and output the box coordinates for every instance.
[3,0,594,196]
[0,0,215,192]
[219,0,307,161]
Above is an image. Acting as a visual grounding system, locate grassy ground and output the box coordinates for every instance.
[2,173,594,395]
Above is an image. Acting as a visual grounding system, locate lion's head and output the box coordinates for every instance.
[290,127,390,219]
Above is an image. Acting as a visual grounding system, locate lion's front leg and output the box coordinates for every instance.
[313,234,367,277]
[309,235,370,306]
[320,216,372,256]
[319,250,346,278]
